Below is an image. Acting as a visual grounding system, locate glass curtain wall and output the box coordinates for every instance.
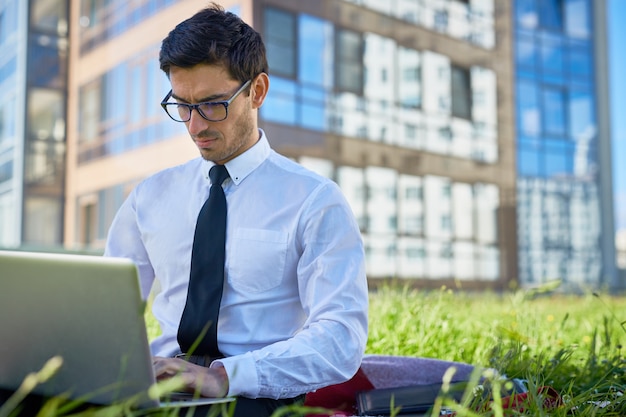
[22,0,69,246]
[514,0,602,285]
[0,0,20,246]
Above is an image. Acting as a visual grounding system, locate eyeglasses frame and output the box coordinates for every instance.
[160,79,252,122]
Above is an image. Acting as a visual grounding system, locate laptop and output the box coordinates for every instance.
[0,250,234,411]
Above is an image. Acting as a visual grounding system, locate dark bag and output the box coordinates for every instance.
[356,381,468,416]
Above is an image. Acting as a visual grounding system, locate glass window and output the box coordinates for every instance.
[298,14,333,88]
[516,0,538,28]
[516,79,540,136]
[365,166,397,234]
[31,0,68,35]
[451,65,471,119]
[264,7,296,78]
[24,196,62,245]
[300,85,328,131]
[80,0,103,28]
[335,29,363,94]
[0,57,17,86]
[0,10,5,44]
[569,88,595,142]
[395,0,419,23]
[101,63,128,130]
[540,33,564,78]
[434,9,448,32]
[260,76,297,125]
[516,35,537,69]
[27,88,65,143]
[25,89,65,186]
[570,55,590,84]
[130,65,142,123]
[0,98,16,145]
[79,80,101,143]
[540,0,564,30]
[146,60,161,117]
[542,88,566,136]
[545,139,573,177]
[565,0,591,38]
[518,136,542,177]
[80,200,97,245]
[28,35,67,88]
[0,160,13,183]
[397,47,421,108]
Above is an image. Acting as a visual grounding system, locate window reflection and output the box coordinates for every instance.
[261,77,297,125]
[540,0,564,30]
[397,47,421,108]
[25,88,66,188]
[263,7,497,162]
[298,14,333,88]
[24,196,62,245]
[516,79,540,136]
[540,33,564,78]
[516,36,537,69]
[28,34,67,88]
[265,8,296,78]
[542,88,566,136]
[451,66,471,119]
[568,89,595,141]
[516,0,538,28]
[335,29,363,94]
[31,0,68,35]
[565,0,591,38]
[344,0,494,48]
[77,45,186,163]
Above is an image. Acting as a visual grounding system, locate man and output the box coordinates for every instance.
[104,3,368,416]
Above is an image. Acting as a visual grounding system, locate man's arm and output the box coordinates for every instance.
[104,189,155,300]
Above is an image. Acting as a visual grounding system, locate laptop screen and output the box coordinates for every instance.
[0,250,158,408]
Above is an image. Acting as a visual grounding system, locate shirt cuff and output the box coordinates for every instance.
[211,352,259,398]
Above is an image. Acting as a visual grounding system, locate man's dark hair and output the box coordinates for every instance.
[159,3,268,83]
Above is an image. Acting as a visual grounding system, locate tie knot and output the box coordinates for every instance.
[209,164,229,185]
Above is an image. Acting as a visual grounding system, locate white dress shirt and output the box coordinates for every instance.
[104,130,368,399]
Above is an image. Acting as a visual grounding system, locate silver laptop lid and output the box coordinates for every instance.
[0,250,159,408]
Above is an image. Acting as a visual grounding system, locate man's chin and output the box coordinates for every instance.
[198,148,215,161]
[199,149,228,164]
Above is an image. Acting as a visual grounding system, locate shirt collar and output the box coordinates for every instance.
[201,129,271,185]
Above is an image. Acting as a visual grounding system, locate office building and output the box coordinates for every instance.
[0,0,69,248]
[64,0,514,289]
[513,0,618,289]
[0,0,619,290]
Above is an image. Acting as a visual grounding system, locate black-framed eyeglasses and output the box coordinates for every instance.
[160,80,252,122]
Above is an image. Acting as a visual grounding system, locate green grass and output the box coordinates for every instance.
[365,283,626,416]
[3,283,625,416]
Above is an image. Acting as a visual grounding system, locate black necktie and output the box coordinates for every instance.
[178,164,229,357]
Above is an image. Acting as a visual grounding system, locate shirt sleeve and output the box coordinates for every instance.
[103,188,155,300]
[214,181,369,399]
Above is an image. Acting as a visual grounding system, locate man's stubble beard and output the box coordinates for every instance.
[198,108,256,163]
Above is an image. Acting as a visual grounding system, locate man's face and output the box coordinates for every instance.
[168,64,265,164]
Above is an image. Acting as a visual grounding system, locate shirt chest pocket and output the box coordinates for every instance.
[227,228,289,293]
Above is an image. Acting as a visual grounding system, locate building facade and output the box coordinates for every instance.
[0,0,69,249]
[0,0,619,289]
[64,0,515,289]
[513,0,619,289]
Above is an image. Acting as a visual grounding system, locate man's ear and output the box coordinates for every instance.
[250,73,269,109]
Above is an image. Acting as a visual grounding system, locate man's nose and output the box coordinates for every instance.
[187,108,210,134]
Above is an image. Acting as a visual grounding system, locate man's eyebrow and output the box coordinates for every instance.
[170,91,228,103]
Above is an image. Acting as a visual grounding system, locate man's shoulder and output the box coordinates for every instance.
[267,151,332,186]
[136,158,204,190]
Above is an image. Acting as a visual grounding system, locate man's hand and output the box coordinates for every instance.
[152,356,229,398]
